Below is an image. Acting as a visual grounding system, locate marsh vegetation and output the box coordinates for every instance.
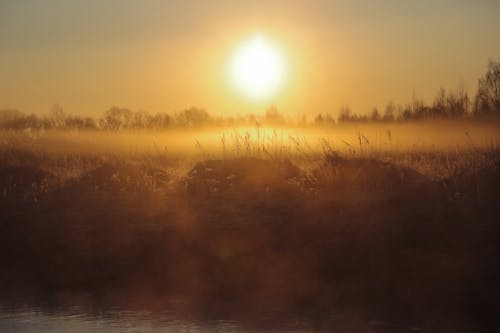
[0,121,499,332]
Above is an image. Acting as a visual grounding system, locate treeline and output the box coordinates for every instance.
[1,61,499,130]
[0,106,212,130]
[318,60,500,124]
[321,87,471,124]
[0,104,291,130]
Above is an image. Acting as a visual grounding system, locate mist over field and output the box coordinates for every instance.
[1,1,500,332]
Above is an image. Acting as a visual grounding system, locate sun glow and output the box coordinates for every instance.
[229,35,287,101]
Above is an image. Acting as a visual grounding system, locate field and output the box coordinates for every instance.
[1,121,499,332]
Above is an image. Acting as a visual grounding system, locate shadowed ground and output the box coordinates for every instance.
[0,151,499,332]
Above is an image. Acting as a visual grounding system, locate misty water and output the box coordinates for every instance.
[0,306,242,333]
[0,303,424,333]
[0,303,342,333]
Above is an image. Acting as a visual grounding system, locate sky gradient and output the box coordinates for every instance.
[1,0,499,116]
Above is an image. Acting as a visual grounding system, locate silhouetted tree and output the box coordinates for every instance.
[431,88,447,118]
[474,60,500,119]
[410,94,426,119]
[447,87,469,119]
[176,107,210,126]
[337,105,353,122]
[370,108,381,121]
[383,102,396,121]
[100,106,133,130]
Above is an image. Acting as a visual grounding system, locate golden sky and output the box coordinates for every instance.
[1,0,499,117]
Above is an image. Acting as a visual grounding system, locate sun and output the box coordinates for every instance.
[228,35,287,101]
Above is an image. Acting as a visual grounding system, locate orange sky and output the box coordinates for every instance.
[1,0,499,117]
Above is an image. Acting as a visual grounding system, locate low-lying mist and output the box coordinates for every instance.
[1,121,498,157]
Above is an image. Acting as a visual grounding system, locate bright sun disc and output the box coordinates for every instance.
[229,35,286,101]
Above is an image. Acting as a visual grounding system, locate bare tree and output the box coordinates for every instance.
[474,60,500,119]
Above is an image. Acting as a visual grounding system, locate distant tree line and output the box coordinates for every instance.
[323,60,500,124]
[1,61,499,130]
[0,104,289,130]
[0,105,213,130]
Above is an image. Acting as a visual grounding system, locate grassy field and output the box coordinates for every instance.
[0,122,499,332]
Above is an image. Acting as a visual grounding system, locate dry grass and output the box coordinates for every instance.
[0,124,499,332]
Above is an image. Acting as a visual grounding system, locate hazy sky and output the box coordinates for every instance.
[1,0,499,116]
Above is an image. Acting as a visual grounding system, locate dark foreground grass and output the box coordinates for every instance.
[0,148,499,332]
